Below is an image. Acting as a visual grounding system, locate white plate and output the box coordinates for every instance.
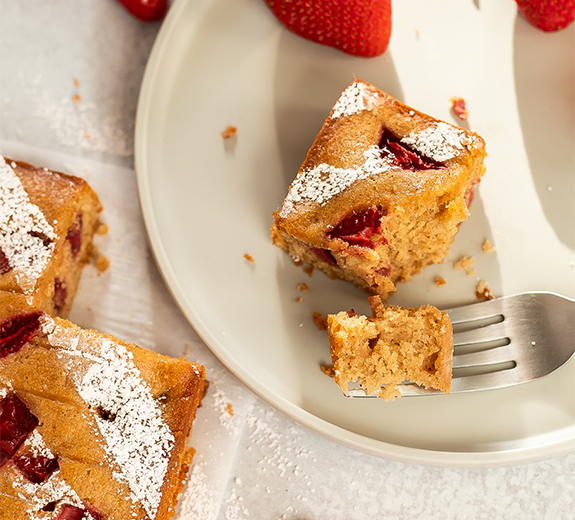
[135,0,575,466]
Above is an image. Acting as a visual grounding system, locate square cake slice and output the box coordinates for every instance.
[0,156,103,319]
[0,311,206,519]
[272,79,487,300]
[327,296,453,400]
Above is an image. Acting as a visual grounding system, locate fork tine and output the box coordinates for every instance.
[444,298,505,324]
[453,320,509,346]
[344,293,575,398]
[396,367,523,396]
[453,344,515,368]
[450,369,523,393]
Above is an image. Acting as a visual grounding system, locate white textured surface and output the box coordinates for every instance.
[1,1,575,519]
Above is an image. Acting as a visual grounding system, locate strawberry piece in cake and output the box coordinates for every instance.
[327,296,453,400]
[0,311,206,519]
[0,156,103,320]
[272,79,487,300]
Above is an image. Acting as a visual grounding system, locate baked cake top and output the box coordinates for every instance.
[276,79,486,225]
[1,312,205,519]
[0,156,57,294]
[39,315,174,518]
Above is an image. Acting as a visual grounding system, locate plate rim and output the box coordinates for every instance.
[134,0,575,467]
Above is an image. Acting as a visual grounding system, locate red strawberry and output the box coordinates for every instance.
[117,0,168,22]
[515,0,575,32]
[263,0,392,57]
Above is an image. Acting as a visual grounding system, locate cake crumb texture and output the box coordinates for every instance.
[453,255,475,276]
[482,239,495,253]
[327,296,453,400]
[272,79,486,301]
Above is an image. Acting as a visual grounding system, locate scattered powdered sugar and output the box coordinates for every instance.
[280,146,393,217]
[330,81,376,119]
[29,86,133,157]
[41,315,174,519]
[210,387,240,431]
[22,429,55,459]
[223,488,250,520]
[177,462,220,520]
[401,122,467,162]
[0,384,11,399]
[13,469,92,518]
[11,429,93,518]
[0,156,56,293]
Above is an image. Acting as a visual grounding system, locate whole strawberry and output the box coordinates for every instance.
[263,0,392,58]
[515,0,575,32]
[117,0,168,22]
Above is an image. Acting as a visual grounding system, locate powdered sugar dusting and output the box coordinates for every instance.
[330,81,375,119]
[11,429,90,518]
[13,470,90,518]
[23,429,55,459]
[178,462,219,520]
[280,146,393,217]
[401,122,467,162]
[41,315,174,519]
[0,384,10,399]
[0,156,56,293]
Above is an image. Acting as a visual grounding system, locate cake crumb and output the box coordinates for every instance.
[482,239,495,253]
[87,243,99,259]
[221,126,237,139]
[297,283,309,292]
[450,96,468,120]
[295,297,302,303]
[97,222,109,236]
[96,255,110,273]
[225,403,235,417]
[312,312,327,331]
[243,253,255,262]
[183,344,191,356]
[434,276,446,287]
[303,265,314,277]
[293,259,303,267]
[476,280,494,300]
[73,77,80,87]
[72,93,82,104]
[195,380,210,408]
[320,364,335,378]
[454,256,475,276]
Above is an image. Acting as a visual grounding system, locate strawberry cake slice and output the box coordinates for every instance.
[272,79,487,300]
[0,156,102,320]
[0,311,206,519]
[327,296,453,400]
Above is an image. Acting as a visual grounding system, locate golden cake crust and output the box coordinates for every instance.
[0,312,206,519]
[1,156,103,320]
[272,79,487,299]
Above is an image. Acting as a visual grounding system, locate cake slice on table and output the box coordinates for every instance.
[327,296,453,400]
[272,79,487,300]
[0,311,206,519]
[0,156,103,320]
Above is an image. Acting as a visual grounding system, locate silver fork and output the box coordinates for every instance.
[345,291,575,397]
